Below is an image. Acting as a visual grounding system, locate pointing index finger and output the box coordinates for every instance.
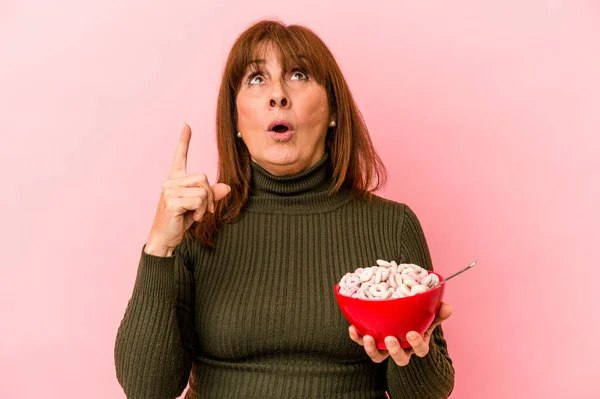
[170,123,191,178]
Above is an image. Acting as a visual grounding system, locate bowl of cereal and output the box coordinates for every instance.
[334,260,445,350]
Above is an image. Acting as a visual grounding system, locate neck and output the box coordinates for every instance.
[246,152,352,214]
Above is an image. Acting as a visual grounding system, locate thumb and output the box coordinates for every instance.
[211,183,232,201]
[437,302,452,321]
[428,302,453,333]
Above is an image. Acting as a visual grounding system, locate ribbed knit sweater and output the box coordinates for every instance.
[114,153,455,399]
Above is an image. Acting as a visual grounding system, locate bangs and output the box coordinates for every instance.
[227,24,331,92]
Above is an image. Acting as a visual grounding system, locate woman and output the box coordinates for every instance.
[115,19,455,399]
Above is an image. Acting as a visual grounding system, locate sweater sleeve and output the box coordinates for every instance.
[386,205,455,399]
[114,237,198,399]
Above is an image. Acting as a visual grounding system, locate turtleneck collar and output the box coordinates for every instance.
[246,152,352,214]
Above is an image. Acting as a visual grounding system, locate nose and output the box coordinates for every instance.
[269,84,290,109]
[270,97,288,108]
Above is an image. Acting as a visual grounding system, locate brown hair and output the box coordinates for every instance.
[186,19,387,247]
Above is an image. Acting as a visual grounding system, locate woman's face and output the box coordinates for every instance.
[236,45,331,176]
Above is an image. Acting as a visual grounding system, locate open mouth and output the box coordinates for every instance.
[272,125,289,133]
[268,120,293,133]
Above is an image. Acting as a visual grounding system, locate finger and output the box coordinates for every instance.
[174,196,208,215]
[166,197,208,224]
[163,184,210,219]
[428,302,453,332]
[196,174,214,213]
[435,302,452,321]
[421,303,453,343]
[211,183,232,202]
[202,183,231,214]
[172,174,211,187]
[406,331,429,357]
[202,182,230,214]
[192,187,210,218]
[348,326,364,346]
[385,336,412,366]
[169,123,191,179]
[172,176,231,199]
[438,302,453,320]
[363,335,389,363]
[183,209,197,227]
[165,186,206,198]
[173,175,231,214]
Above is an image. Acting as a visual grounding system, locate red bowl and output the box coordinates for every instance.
[334,271,445,350]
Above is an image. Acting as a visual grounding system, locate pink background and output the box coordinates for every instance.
[2,1,599,398]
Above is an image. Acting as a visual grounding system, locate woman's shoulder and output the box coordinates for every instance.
[349,192,427,226]
[351,192,409,213]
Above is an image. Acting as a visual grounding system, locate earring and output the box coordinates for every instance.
[329,120,336,127]
[237,132,242,138]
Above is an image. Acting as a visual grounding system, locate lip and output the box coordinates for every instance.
[267,119,294,131]
[269,130,294,142]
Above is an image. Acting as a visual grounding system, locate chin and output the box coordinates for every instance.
[253,147,310,175]
[261,147,301,166]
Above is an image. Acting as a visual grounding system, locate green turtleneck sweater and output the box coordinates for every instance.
[114,153,455,398]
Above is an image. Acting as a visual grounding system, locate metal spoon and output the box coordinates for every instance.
[438,259,478,285]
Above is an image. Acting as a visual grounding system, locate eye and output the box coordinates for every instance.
[290,70,308,81]
[247,73,265,85]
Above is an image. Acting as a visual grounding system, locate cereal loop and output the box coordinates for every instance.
[338,259,440,299]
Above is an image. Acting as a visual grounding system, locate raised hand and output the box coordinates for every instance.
[145,123,231,256]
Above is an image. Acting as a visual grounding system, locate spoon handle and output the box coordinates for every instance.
[439,259,478,284]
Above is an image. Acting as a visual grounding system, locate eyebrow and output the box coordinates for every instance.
[243,59,266,75]
[245,55,310,69]
[245,59,266,69]
[242,55,312,78]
